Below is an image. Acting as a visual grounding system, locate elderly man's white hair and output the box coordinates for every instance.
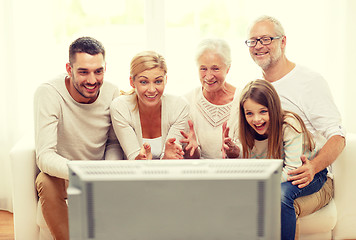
[249,15,285,37]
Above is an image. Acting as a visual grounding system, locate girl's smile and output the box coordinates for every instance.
[243,98,270,136]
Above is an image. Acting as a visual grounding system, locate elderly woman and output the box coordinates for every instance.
[181,38,240,159]
[110,51,189,160]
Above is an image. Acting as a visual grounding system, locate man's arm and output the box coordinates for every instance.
[34,83,70,180]
[288,135,345,188]
[283,70,345,188]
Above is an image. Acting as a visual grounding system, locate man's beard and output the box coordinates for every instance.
[254,47,283,70]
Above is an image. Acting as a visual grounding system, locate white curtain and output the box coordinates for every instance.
[0,0,58,211]
[1,0,355,212]
[0,0,13,211]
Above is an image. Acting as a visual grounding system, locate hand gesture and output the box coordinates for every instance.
[222,121,240,158]
[135,142,153,160]
[163,138,184,159]
[180,120,200,158]
[287,155,316,188]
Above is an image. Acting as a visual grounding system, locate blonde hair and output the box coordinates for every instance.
[239,79,315,159]
[121,51,168,110]
[130,51,167,80]
[121,50,167,96]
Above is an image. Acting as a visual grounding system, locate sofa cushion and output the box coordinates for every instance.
[299,199,337,234]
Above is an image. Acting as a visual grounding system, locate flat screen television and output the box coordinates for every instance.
[67,159,282,240]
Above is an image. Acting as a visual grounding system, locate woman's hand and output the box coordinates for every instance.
[222,121,240,158]
[135,142,153,160]
[163,138,184,159]
[180,120,200,159]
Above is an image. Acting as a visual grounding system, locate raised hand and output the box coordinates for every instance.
[135,142,153,160]
[180,120,200,158]
[222,121,240,158]
[163,138,184,159]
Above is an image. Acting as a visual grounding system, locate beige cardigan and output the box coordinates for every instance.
[110,94,189,160]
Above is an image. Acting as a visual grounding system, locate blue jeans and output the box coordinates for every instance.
[281,168,328,240]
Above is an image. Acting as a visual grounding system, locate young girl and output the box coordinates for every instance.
[110,51,190,160]
[224,79,328,240]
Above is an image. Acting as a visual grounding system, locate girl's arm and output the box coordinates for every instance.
[281,117,305,182]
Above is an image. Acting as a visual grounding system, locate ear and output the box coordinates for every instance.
[129,76,135,88]
[226,65,231,74]
[66,63,72,77]
[164,75,168,84]
[281,35,287,50]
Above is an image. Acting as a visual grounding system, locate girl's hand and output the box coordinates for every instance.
[180,120,200,158]
[135,142,153,160]
[222,121,240,158]
[163,138,184,159]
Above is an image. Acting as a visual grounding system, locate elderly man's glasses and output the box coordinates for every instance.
[245,36,282,47]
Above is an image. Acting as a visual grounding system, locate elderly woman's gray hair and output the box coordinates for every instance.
[195,38,232,67]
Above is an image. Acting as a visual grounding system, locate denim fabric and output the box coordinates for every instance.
[280,168,328,240]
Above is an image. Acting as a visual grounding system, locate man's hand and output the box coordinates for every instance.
[135,143,153,160]
[222,121,240,158]
[163,138,184,159]
[288,155,317,188]
[180,120,200,158]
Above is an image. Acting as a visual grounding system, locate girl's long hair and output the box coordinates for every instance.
[239,79,315,159]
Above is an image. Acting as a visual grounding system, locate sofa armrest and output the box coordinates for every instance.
[9,131,40,240]
[332,132,356,239]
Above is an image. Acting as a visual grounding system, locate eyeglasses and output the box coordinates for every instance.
[245,36,282,47]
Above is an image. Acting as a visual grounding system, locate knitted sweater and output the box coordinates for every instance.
[185,87,239,159]
[34,74,123,180]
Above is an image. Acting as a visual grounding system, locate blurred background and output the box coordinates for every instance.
[1,0,355,212]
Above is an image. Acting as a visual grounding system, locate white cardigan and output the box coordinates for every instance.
[110,94,189,160]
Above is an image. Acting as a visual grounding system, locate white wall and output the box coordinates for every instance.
[344,0,356,133]
[1,0,355,211]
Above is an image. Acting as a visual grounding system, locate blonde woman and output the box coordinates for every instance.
[110,51,190,160]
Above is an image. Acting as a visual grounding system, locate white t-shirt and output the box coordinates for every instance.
[142,137,162,159]
[271,64,345,147]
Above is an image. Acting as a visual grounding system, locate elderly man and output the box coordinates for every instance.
[245,16,345,239]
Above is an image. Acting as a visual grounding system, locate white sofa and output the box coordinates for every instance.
[9,132,356,240]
